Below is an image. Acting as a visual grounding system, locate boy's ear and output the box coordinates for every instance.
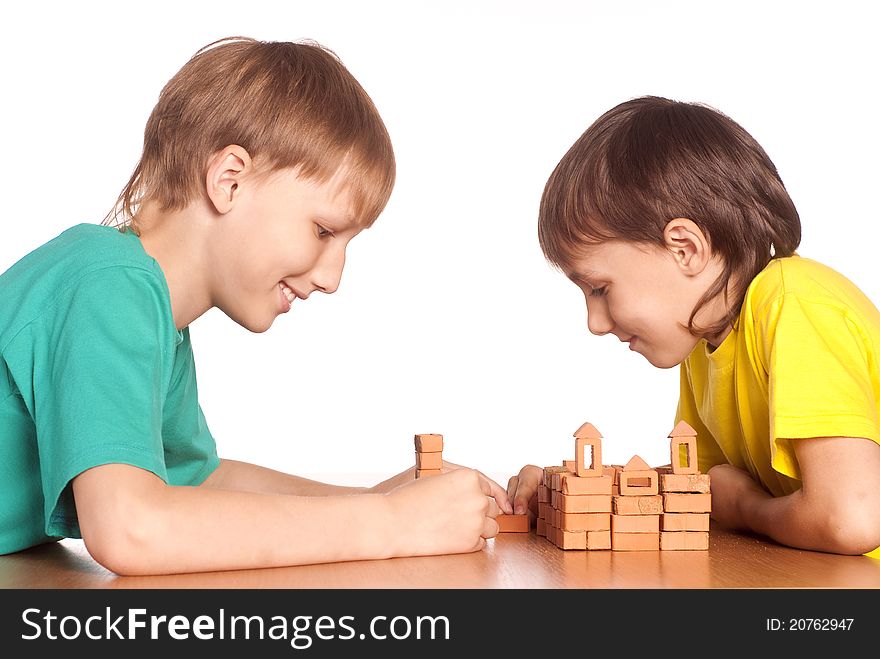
[205,145,252,214]
[663,218,712,275]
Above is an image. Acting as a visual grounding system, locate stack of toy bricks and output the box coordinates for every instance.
[414,433,443,478]
[539,422,614,550]
[658,421,711,550]
[612,455,662,550]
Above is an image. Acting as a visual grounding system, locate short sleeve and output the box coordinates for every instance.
[160,329,220,487]
[766,295,880,480]
[676,362,728,472]
[33,266,176,538]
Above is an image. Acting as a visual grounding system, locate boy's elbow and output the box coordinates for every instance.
[80,497,162,576]
[820,500,880,556]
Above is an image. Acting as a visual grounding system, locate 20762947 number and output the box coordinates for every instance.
[788,619,854,631]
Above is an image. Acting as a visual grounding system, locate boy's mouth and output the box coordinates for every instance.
[278,282,296,312]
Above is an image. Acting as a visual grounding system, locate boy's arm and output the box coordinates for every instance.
[201,458,513,509]
[710,436,880,554]
[200,459,370,495]
[72,463,501,576]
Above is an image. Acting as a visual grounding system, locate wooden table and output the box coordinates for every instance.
[2,524,879,589]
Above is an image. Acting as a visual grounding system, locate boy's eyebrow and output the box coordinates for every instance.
[567,269,602,283]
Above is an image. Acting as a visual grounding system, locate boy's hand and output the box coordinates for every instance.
[385,469,503,556]
[371,460,513,514]
[506,465,543,522]
[707,463,770,530]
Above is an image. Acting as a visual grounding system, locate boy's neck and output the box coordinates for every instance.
[135,201,214,330]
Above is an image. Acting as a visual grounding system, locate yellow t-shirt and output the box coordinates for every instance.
[676,255,880,557]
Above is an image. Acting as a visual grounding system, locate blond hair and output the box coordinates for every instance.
[105,37,395,233]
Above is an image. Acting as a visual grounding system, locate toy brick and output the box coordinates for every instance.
[553,508,562,528]
[661,513,710,532]
[536,517,547,537]
[668,420,697,437]
[663,493,712,513]
[415,451,442,470]
[573,422,603,439]
[551,472,566,491]
[611,484,619,497]
[538,502,550,520]
[619,470,659,496]
[575,436,603,477]
[660,531,709,551]
[559,512,611,532]
[558,493,612,514]
[611,514,660,534]
[612,495,663,515]
[415,468,442,479]
[586,530,612,550]
[612,532,660,551]
[561,473,613,495]
[604,466,619,481]
[414,433,444,453]
[496,514,529,533]
[551,490,559,509]
[660,473,710,493]
[543,466,570,488]
[563,459,577,472]
[559,529,587,550]
[671,435,698,475]
[623,455,652,471]
[538,484,550,503]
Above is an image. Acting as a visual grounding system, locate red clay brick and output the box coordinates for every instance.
[660,531,709,551]
[496,513,529,533]
[611,514,660,534]
[663,493,712,513]
[612,532,660,551]
[612,495,663,515]
[661,513,710,532]
[414,433,444,452]
[561,474,613,495]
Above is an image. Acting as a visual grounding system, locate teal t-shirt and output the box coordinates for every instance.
[0,223,220,554]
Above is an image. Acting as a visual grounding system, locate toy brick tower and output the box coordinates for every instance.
[611,456,661,550]
[541,422,614,550]
[414,433,443,478]
[658,421,711,550]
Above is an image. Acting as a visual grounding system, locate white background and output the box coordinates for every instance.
[2,1,878,489]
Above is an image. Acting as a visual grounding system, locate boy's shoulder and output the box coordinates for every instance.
[0,223,169,345]
[746,255,876,317]
[2,223,153,276]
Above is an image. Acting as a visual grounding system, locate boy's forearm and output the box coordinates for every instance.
[115,485,399,574]
[740,490,854,554]
[201,458,369,496]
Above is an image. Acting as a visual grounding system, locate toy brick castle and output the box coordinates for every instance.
[537,421,711,551]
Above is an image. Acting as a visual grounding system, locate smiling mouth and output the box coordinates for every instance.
[278,282,296,313]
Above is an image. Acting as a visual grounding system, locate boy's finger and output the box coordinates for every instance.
[512,467,542,515]
[507,475,519,500]
[478,472,513,514]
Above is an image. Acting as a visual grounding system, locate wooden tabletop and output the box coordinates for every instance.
[2,524,879,589]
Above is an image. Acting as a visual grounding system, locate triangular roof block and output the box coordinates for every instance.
[623,455,651,471]
[573,422,602,439]
[669,420,697,437]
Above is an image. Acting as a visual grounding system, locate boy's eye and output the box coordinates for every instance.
[589,286,607,297]
[316,224,334,238]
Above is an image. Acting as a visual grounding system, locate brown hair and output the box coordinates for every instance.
[538,96,801,336]
[104,37,395,233]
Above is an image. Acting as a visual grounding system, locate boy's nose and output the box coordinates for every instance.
[585,297,614,336]
[310,244,346,295]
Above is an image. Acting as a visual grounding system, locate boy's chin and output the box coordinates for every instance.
[226,310,275,334]
[639,349,683,369]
